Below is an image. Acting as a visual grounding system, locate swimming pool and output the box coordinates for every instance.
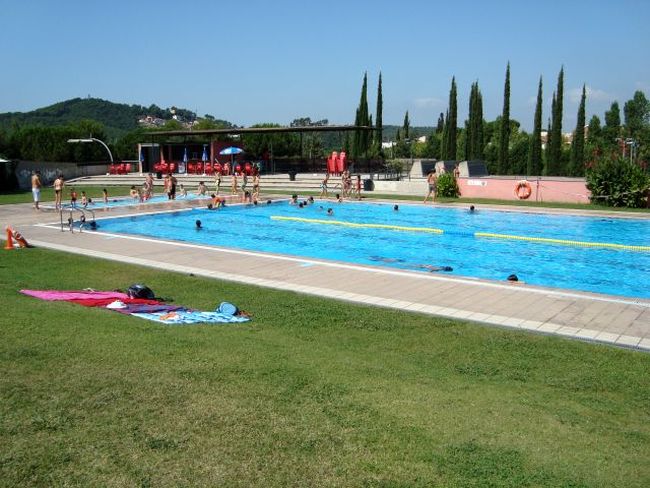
[95,201,650,299]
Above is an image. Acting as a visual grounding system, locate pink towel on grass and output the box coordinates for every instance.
[20,290,130,301]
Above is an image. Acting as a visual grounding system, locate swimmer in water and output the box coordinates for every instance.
[414,264,454,272]
[195,219,202,229]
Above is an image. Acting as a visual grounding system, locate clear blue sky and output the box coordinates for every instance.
[1,0,648,131]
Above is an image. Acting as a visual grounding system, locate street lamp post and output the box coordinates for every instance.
[67,137,114,163]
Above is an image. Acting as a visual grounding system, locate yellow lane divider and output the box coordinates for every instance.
[270,216,444,234]
[475,232,650,252]
[271,216,650,252]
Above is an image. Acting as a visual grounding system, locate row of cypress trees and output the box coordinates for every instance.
[352,65,592,177]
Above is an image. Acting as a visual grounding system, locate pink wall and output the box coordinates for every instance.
[457,177,591,204]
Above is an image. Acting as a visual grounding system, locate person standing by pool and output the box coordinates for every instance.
[31,171,41,210]
[252,171,260,201]
[241,171,248,198]
[319,174,329,198]
[167,173,177,200]
[70,187,78,208]
[53,174,64,210]
[231,172,238,195]
[424,170,438,204]
[215,172,222,194]
[143,173,154,200]
[102,188,109,204]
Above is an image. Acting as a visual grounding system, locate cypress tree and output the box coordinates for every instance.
[528,76,543,176]
[465,83,475,160]
[444,77,457,160]
[403,111,410,140]
[352,107,361,160]
[469,82,484,160]
[353,72,370,159]
[440,110,449,159]
[498,62,511,174]
[465,82,484,160]
[436,112,444,133]
[474,87,485,160]
[569,84,586,176]
[375,72,383,151]
[548,67,564,175]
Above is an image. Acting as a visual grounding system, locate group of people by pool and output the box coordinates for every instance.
[319,171,362,200]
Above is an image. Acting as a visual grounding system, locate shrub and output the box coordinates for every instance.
[585,156,650,208]
[437,172,460,198]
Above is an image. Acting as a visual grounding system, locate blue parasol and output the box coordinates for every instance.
[219,146,243,156]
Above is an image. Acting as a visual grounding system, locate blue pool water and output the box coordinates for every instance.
[65,193,211,209]
[96,201,650,299]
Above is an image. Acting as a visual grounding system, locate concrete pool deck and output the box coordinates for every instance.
[3,198,650,352]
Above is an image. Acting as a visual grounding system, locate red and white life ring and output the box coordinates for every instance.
[514,180,532,200]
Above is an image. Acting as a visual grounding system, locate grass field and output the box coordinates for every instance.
[1,247,649,487]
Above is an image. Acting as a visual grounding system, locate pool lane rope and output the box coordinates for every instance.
[271,216,444,234]
[271,215,650,252]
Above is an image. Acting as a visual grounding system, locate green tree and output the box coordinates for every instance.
[509,129,530,175]
[466,82,484,160]
[528,76,543,176]
[436,112,444,133]
[242,123,300,158]
[402,111,410,140]
[603,101,621,148]
[375,72,383,152]
[547,66,564,175]
[444,77,457,160]
[440,110,449,160]
[569,85,587,176]
[498,63,511,174]
[352,72,370,159]
[623,90,649,138]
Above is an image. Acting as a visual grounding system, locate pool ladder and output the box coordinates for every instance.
[59,205,96,233]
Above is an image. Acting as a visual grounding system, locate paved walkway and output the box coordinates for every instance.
[3,199,649,352]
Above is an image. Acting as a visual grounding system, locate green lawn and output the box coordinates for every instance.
[1,248,649,487]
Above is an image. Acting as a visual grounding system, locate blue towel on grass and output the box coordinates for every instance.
[131,310,250,325]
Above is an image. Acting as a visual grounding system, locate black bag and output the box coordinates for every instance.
[127,284,155,300]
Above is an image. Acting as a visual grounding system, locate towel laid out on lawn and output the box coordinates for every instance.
[19,290,250,325]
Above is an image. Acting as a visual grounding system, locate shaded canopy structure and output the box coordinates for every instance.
[137,125,375,174]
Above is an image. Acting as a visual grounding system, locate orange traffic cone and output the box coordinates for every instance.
[4,226,15,250]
